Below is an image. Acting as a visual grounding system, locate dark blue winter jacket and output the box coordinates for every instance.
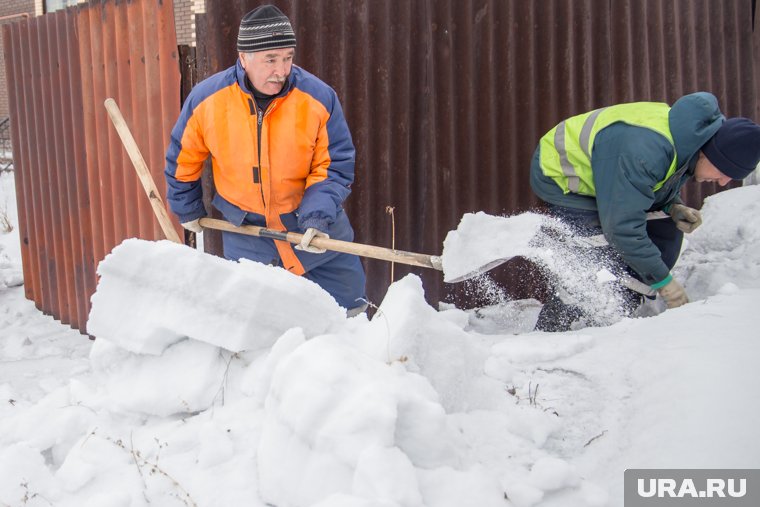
[530,92,725,285]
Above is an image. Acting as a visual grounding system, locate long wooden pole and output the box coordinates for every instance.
[199,218,443,271]
[103,98,182,244]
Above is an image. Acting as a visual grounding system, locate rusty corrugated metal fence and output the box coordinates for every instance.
[2,0,181,331]
[196,0,760,308]
[3,0,759,333]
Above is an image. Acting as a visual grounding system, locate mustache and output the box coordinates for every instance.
[267,77,286,83]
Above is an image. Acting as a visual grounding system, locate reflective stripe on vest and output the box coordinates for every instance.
[539,102,677,196]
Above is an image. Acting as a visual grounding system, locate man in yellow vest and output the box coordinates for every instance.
[530,92,760,331]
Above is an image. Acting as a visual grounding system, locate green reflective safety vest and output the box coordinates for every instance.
[539,102,678,196]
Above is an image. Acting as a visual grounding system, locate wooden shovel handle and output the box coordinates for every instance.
[102,99,441,272]
[104,98,182,244]
[199,218,443,271]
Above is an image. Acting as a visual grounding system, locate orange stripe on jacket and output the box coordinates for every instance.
[175,85,332,217]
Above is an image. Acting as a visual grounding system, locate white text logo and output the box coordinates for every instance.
[637,478,747,499]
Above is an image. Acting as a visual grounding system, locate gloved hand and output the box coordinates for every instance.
[657,278,689,309]
[181,218,203,233]
[296,227,329,254]
[669,203,702,233]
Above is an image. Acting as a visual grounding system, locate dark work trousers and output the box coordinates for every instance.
[534,205,684,332]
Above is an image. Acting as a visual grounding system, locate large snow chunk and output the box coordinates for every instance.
[87,239,346,354]
[361,275,503,413]
[257,334,463,507]
[88,337,227,417]
[441,212,544,282]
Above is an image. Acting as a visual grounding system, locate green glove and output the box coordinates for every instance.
[658,278,689,309]
[669,203,702,233]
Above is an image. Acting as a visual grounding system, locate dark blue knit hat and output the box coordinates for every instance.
[237,5,296,53]
[702,118,760,180]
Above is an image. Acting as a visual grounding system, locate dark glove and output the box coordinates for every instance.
[669,204,702,233]
[658,278,689,309]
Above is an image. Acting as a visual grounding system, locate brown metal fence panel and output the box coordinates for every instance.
[3,0,757,328]
[195,0,758,309]
[2,0,181,332]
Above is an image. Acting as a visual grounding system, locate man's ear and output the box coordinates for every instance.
[238,52,246,69]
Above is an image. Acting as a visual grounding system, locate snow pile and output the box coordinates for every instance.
[359,276,502,412]
[676,184,760,299]
[64,257,610,506]
[17,256,601,506]
[257,332,484,507]
[87,238,347,354]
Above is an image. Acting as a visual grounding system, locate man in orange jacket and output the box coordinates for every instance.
[165,5,366,315]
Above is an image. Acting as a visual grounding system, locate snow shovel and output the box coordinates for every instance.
[198,217,443,271]
[103,98,446,273]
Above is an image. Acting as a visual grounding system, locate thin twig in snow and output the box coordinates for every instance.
[584,430,608,447]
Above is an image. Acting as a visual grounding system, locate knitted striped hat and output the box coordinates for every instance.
[237,5,296,52]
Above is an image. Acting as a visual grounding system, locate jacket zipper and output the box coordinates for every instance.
[254,96,283,216]
[256,107,266,210]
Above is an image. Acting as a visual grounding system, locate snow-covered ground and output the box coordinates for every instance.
[1,168,759,507]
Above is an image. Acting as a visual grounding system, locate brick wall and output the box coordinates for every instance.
[0,0,40,118]
[174,0,197,47]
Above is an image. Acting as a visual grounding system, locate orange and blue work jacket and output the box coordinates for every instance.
[165,62,356,274]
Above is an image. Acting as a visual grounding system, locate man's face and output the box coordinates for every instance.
[694,151,732,187]
[239,47,295,95]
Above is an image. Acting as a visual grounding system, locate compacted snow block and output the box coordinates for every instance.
[441,212,545,282]
[88,336,227,417]
[87,239,346,354]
